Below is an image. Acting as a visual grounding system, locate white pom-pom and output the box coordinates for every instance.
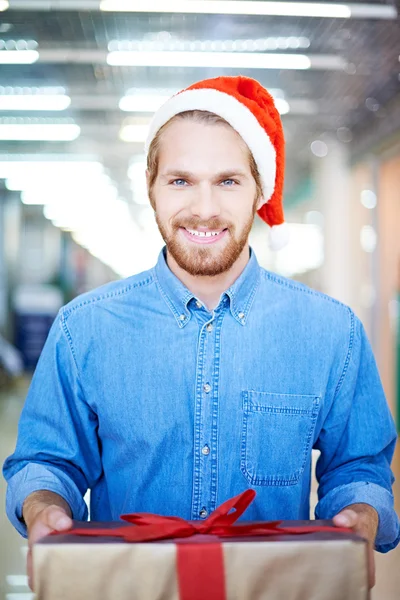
[269,222,290,251]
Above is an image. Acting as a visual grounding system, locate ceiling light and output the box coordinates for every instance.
[119,93,172,112]
[0,50,39,64]
[7,176,115,194]
[273,98,290,115]
[0,88,71,111]
[100,1,396,20]
[0,159,104,179]
[119,124,150,143]
[23,188,117,208]
[108,50,312,70]
[0,38,38,50]
[0,122,80,141]
[101,0,350,17]
[119,88,300,117]
[310,140,328,157]
[360,189,377,210]
[0,1,9,11]
[109,36,311,53]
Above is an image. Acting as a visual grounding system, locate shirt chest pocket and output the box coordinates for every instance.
[241,391,320,486]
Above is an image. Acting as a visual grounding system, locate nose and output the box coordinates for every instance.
[190,183,221,221]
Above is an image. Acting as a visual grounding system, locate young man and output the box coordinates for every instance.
[3,77,399,589]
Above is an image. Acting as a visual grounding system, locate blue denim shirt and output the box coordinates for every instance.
[3,248,399,552]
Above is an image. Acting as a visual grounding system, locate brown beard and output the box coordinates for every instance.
[154,201,257,277]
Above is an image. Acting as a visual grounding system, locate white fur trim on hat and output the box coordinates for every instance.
[145,88,276,204]
[269,222,290,251]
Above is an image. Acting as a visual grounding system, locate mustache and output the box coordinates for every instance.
[173,218,230,230]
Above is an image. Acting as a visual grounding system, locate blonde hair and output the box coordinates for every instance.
[146,110,263,201]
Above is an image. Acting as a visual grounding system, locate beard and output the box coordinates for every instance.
[154,200,257,277]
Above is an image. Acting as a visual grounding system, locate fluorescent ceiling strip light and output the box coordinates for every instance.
[121,94,289,116]
[0,94,71,111]
[108,36,311,52]
[120,124,150,143]
[119,94,171,112]
[108,51,312,70]
[0,124,80,141]
[100,1,397,20]
[22,190,116,206]
[0,50,39,64]
[101,1,351,17]
[0,160,104,178]
[6,177,115,192]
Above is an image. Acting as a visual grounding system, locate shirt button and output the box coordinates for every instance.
[238,312,245,320]
[206,323,213,332]
[179,314,186,321]
[203,383,211,393]
[196,300,202,309]
[201,445,210,455]
[199,508,208,519]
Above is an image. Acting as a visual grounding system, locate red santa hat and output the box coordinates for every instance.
[145,75,289,251]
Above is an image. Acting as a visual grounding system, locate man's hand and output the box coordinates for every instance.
[23,491,73,591]
[333,503,379,589]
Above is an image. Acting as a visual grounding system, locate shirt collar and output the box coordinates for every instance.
[153,246,260,328]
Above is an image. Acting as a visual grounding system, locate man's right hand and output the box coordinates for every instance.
[23,491,73,590]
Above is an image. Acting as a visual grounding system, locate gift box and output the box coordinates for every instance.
[33,490,368,600]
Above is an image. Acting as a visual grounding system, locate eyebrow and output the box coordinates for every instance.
[160,169,250,180]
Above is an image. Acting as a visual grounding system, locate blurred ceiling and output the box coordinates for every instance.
[0,0,400,203]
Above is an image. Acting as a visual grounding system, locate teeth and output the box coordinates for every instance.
[186,229,222,238]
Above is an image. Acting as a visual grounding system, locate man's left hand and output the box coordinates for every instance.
[333,503,379,589]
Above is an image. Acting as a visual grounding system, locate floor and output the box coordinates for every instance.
[0,378,399,600]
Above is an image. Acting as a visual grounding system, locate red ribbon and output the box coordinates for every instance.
[61,489,351,600]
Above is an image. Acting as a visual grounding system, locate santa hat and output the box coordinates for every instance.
[145,76,289,251]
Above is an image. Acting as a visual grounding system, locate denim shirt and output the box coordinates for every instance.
[3,248,399,552]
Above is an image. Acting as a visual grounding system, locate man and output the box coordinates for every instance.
[3,76,399,589]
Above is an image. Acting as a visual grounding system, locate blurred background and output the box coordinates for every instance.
[0,0,399,598]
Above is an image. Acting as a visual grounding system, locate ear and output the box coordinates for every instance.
[146,170,156,210]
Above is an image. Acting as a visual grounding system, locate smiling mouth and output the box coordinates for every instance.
[184,228,225,238]
[180,226,228,244]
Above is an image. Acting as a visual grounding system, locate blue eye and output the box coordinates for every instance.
[221,179,236,186]
[172,179,188,186]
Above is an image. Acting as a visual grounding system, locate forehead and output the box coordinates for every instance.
[157,118,251,171]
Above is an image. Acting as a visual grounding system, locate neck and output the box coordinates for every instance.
[166,245,251,311]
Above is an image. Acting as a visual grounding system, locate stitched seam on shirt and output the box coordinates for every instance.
[209,309,225,511]
[154,274,177,316]
[59,313,79,371]
[153,269,188,321]
[192,326,207,517]
[332,309,355,400]
[262,270,350,309]
[59,315,98,427]
[61,275,155,320]
[242,271,260,319]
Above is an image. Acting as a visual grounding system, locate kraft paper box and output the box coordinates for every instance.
[33,491,369,600]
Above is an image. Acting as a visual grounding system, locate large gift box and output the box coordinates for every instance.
[33,490,368,600]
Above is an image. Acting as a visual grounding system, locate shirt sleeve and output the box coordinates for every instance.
[314,313,400,553]
[2,310,102,538]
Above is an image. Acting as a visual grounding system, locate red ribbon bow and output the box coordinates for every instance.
[63,489,350,600]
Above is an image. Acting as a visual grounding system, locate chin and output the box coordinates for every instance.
[171,241,242,277]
